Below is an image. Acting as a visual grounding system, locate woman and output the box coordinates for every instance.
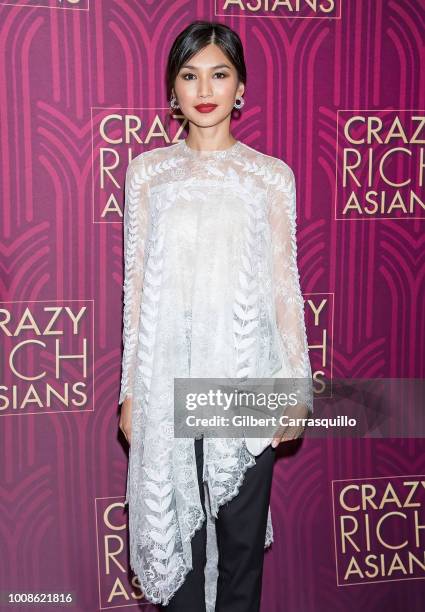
[118,20,313,612]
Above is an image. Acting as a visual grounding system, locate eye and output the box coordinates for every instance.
[181,71,228,80]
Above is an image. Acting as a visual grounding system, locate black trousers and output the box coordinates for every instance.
[162,438,276,612]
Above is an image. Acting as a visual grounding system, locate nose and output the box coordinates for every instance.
[197,76,213,99]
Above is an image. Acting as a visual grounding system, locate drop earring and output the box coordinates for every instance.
[170,94,179,110]
[233,95,245,110]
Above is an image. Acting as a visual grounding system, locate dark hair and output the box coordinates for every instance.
[165,20,247,104]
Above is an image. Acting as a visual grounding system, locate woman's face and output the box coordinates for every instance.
[173,43,245,128]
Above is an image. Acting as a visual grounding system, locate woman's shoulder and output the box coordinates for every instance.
[239,142,293,173]
[126,142,182,175]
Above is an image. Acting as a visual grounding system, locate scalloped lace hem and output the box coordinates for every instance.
[128,441,272,607]
[128,555,191,606]
[211,449,256,514]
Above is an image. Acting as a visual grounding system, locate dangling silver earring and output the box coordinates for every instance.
[233,95,245,110]
[170,94,179,109]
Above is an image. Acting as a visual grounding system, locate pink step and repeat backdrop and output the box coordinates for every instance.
[1,0,425,611]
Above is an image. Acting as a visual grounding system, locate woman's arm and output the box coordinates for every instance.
[268,159,313,429]
[119,158,150,407]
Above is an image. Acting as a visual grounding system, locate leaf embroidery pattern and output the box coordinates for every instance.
[125,156,190,605]
[119,166,148,405]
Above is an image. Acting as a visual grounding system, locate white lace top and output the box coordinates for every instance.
[119,138,313,610]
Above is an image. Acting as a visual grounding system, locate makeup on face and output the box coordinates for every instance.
[194,103,218,113]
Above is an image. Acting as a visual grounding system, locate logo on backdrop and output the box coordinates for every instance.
[0,300,94,415]
[306,293,333,394]
[95,497,144,608]
[336,110,425,219]
[332,475,425,585]
[1,0,89,9]
[91,108,187,223]
[215,0,341,19]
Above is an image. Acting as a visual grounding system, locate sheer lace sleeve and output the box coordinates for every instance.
[118,158,150,406]
[268,160,313,415]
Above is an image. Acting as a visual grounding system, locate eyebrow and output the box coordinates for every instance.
[181,63,231,70]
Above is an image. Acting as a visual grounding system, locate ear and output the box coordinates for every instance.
[237,83,245,98]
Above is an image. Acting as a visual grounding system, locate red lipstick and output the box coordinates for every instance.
[195,103,217,113]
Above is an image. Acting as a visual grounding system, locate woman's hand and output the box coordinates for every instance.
[119,397,132,445]
[271,402,309,448]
